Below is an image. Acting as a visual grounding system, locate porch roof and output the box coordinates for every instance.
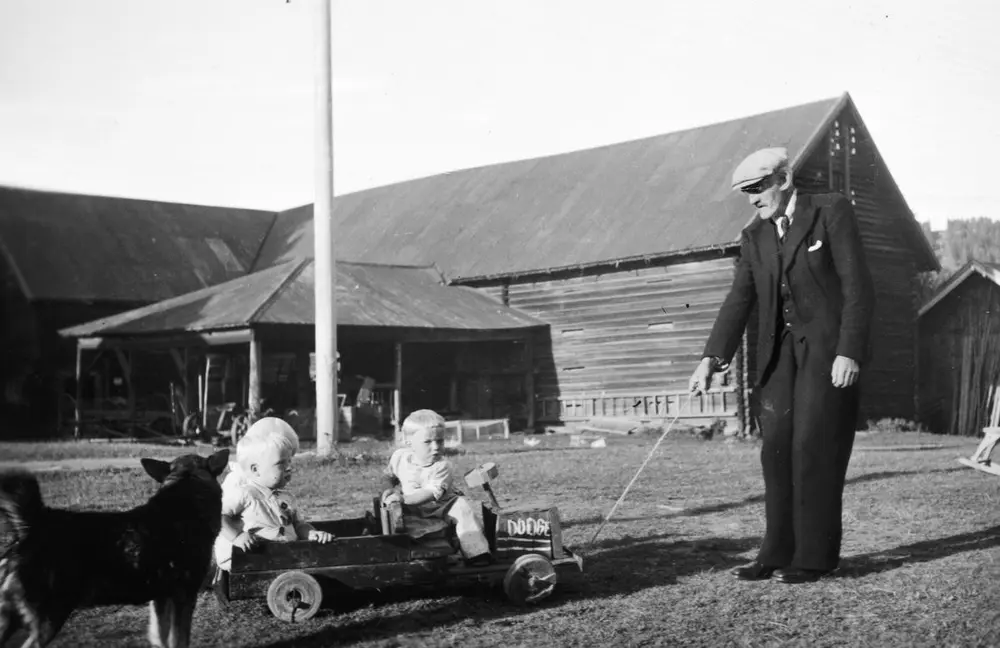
[59,259,545,343]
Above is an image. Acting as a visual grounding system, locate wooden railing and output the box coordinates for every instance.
[536,388,740,423]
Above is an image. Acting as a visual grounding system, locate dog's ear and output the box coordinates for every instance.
[207,449,230,478]
[141,458,172,484]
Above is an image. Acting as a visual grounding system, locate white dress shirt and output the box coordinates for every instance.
[776,190,798,239]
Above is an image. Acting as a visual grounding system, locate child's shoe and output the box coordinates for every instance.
[465,552,495,567]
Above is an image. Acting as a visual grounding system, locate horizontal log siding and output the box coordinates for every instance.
[495,257,740,422]
[469,108,922,428]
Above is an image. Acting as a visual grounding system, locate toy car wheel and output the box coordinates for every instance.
[503,553,557,606]
[266,570,322,622]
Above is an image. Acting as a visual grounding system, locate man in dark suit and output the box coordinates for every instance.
[689,147,875,584]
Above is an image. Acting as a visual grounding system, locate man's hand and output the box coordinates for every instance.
[689,358,715,395]
[308,529,334,544]
[382,489,402,506]
[232,530,259,552]
[831,355,860,388]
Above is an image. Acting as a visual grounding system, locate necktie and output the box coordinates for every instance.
[776,214,789,241]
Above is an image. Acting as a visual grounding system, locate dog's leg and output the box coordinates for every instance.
[166,593,196,648]
[10,598,64,648]
[148,599,173,648]
[0,597,22,647]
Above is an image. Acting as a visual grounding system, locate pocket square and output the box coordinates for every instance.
[808,240,823,252]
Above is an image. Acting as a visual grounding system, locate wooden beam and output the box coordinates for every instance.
[296,350,311,410]
[525,335,536,432]
[183,348,193,416]
[249,329,262,416]
[828,124,835,191]
[199,370,207,430]
[74,343,83,439]
[843,117,852,198]
[168,348,191,420]
[393,342,403,444]
[169,349,185,378]
[76,329,253,351]
[113,348,134,417]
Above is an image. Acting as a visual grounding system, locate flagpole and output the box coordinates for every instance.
[314,0,337,455]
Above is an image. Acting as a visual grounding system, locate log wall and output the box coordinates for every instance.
[479,255,742,424]
[470,108,925,429]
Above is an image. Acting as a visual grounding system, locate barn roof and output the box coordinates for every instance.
[918,260,1000,317]
[59,259,544,338]
[254,92,937,281]
[0,186,275,303]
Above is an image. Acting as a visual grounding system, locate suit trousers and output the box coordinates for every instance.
[756,330,859,571]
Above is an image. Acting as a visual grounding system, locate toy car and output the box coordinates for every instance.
[215,462,584,622]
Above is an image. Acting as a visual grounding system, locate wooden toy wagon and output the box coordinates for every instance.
[215,462,584,622]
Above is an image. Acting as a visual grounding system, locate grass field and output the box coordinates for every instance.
[8,430,1000,647]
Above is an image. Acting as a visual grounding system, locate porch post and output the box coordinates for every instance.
[296,350,311,410]
[74,342,83,438]
[183,348,193,417]
[394,342,403,444]
[169,348,190,422]
[112,349,134,419]
[449,376,458,412]
[525,334,536,433]
[248,328,262,417]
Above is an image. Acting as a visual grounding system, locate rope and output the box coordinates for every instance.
[588,393,692,547]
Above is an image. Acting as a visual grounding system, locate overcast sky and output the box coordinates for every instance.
[0,0,996,229]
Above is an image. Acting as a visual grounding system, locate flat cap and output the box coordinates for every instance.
[731,147,789,190]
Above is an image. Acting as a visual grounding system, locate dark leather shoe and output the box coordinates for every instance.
[465,553,495,567]
[774,567,829,584]
[731,562,778,581]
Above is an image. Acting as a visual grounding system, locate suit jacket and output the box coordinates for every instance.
[703,192,875,386]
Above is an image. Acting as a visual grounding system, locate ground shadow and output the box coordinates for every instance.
[255,532,761,647]
[580,532,761,593]
[838,524,1000,579]
[564,467,965,529]
[255,467,967,646]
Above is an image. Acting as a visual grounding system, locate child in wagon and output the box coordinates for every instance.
[382,409,493,566]
[214,417,333,571]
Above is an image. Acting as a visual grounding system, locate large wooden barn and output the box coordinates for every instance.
[917,260,1000,435]
[7,92,937,436]
[253,93,937,429]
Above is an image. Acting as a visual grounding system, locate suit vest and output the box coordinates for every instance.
[774,226,804,338]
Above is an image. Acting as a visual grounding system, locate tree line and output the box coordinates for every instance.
[917,218,1000,303]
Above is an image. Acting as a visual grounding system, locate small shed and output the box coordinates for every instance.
[917,260,1000,435]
